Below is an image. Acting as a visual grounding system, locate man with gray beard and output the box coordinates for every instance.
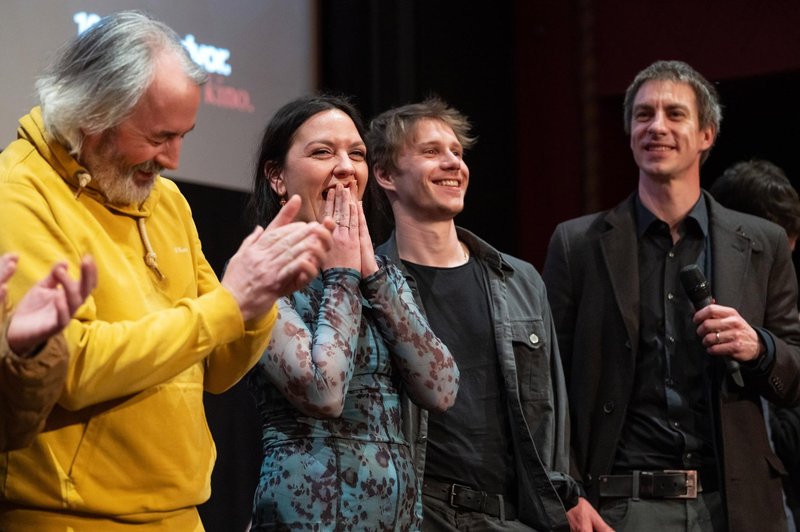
[0,11,332,530]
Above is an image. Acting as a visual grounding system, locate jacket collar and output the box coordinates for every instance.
[706,190,759,310]
[599,190,759,351]
[600,194,641,354]
[378,226,514,274]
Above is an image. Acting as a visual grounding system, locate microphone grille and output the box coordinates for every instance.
[679,264,705,288]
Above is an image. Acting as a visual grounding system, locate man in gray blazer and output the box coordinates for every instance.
[543,60,800,531]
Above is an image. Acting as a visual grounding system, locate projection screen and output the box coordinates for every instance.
[0,1,317,191]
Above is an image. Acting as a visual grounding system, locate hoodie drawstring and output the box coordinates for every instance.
[73,171,92,199]
[71,170,164,280]
[138,218,165,280]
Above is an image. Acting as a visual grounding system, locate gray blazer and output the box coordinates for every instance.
[543,191,800,532]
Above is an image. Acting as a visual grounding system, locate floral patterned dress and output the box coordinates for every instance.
[247,259,458,531]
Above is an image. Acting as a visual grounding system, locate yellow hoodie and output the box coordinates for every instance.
[0,108,275,530]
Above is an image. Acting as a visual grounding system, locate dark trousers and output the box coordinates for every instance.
[422,494,536,532]
[598,492,727,532]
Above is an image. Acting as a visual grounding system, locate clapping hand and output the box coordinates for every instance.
[222,195,335,321]
[4,255,97,357]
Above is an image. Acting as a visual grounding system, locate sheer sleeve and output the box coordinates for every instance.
[361,258,459,412]
[255,268,363,417]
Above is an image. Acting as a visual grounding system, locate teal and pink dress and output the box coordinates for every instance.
[247,258,459,530]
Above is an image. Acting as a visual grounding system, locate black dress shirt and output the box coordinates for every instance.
[613,195,718,476]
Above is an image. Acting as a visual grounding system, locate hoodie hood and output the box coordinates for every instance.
[17,107,162,219]
[18,107,164,278]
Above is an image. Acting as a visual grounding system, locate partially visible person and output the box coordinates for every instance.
[544,60,800,532]
[0,11,332,530]
[710,159,800,250]
[710,158,800,528]
[0,254,96,451]
[245,95,459,531]
[367,97,606,531]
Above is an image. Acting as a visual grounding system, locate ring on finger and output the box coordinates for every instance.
[715,331,721,344]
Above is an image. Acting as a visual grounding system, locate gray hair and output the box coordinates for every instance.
[36,10,207,155]
[623,60,721,163]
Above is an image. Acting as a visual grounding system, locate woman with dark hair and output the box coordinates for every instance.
[245,95,459,530]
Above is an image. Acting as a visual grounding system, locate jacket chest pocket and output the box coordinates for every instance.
[511,319,551,401]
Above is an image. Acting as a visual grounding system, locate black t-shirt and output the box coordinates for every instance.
[403,257,516,496]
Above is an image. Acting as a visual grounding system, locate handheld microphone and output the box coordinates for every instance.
[679,264,744,387]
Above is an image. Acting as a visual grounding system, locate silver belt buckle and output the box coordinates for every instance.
[449,483,471,508]
[663,469,698,498]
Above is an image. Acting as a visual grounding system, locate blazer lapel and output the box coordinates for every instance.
[600,196,641,357]
[707,193,756,310]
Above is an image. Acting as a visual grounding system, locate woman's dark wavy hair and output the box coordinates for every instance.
[246,94,387,232]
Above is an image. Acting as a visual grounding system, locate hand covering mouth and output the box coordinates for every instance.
[322,182,356,199]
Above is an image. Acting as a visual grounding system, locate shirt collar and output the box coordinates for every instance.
[635,193,709,239]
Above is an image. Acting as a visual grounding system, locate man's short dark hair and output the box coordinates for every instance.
[623,60,722,164]
[710,159,800,238]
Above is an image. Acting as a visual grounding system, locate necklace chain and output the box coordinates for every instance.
[460,242,469,263]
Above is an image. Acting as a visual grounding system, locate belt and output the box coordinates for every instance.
[422,479,517,520]
[598,470,703,499]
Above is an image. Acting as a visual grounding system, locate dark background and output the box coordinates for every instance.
[194,2,800,530]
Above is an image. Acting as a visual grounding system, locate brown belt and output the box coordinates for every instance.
[598,470,702,499]
[422,479,517,520]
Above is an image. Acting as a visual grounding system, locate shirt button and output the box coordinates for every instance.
[529,333,539,345]
[667,336,675,343]
[667,293,675,300]
[668,251,675,258]
[673,421,680,428]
